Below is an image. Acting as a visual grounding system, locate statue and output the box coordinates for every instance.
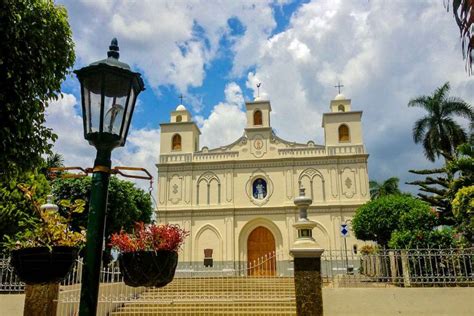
[253,179,267,199]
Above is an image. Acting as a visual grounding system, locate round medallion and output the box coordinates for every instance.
[254,139,263,150]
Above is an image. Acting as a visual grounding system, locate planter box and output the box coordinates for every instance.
[119,250,178,287]
[10,246,78,284]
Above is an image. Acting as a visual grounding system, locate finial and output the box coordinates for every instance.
[256,83,262,98]
[179,94,185,105]
[46,195,54,204]
[299,187,306,197]
[334,81,344,94]
[108,38,120,59]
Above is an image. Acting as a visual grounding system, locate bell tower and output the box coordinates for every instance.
[322,93,364,147]
[160,104,200,154]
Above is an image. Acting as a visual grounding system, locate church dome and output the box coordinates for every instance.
[176,104,186,111]
[334,93,346,100]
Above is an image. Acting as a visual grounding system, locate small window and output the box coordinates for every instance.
[338,124,350,142]
[176,115,182,122]
[254,110,263,125]
[172,134,182,151]
[338,104,345,112]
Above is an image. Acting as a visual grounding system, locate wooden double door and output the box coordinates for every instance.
[247,226,276,276]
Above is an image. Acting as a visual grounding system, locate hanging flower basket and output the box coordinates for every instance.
[10,246,78,284]
[119,250,178,287]
[110,222,188,288]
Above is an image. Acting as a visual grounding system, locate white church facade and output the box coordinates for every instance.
[156,94,370,272]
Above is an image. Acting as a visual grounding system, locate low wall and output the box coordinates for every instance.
[2,287,473,315]
[0,294,25,316]
[324,288,474,316]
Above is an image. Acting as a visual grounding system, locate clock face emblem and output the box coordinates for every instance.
[254,139,263,150]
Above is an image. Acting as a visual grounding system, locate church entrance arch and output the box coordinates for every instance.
[247,226,276,276]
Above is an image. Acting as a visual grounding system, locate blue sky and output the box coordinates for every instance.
[48,0,473,196]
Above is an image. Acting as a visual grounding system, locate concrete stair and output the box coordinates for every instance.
[110,277,296,315]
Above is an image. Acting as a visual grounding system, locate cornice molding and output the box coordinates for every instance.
[156,156,368,172]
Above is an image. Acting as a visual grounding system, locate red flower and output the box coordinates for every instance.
[109,222,189,253]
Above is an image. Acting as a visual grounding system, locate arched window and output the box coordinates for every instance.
[338,124,350,142]
[172,134,182,150]
[254,110,263,125]
[176,115,182,122]
[338,104,345,112]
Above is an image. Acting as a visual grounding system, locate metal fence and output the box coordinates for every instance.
[1,248,473,314]
[321,247,474,287]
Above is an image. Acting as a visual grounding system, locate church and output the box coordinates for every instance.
[156,92,370,273]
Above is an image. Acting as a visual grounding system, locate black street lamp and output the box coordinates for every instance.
[74,38,145,315]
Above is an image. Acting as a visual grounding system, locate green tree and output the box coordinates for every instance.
[408,82,472,162]
[51,177,153,254]
[408,142,473,224]
[352,195,434,247]
[388,202,456,249]
[0,172,50,250]
[39,153,65,180]
[452,185,474,244]
[447,143,474,197]
[369,177,401,199]
[0,0,75,179]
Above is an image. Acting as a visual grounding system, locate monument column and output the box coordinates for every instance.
[290,188,324,316]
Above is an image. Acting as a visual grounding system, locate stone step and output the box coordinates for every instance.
[111,312,296,316]
[111,277,298,315]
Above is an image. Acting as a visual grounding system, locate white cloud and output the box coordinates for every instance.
[198,82,247,148]
[242,0,474,192]
[61,0,277,99]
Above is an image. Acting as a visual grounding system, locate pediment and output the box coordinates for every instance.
[197,131,324,157]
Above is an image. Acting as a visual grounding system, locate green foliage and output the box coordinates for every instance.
[369,177,401,199]
[0,0,75,179]
[447,143,474,197]
[408,142,473,225]
[0,172,50,242]
[389,227,457,249]
[452,185,474,243]
[407,167,451,216]
[3,197,86,251]
[352,195,433,246]
[408,82,472,162]
[387,202,457,248]
[51,177,153,243]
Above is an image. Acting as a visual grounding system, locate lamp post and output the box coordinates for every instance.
[74,38,145,315]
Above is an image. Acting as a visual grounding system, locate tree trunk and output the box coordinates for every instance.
[23,283,59,316]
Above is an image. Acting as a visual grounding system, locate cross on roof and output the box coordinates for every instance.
[179,94,185,104]
[334,81,344,94]
[256,83,262,98]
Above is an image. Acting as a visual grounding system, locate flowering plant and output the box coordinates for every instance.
[109,222,189,253]
[3,184,86,251]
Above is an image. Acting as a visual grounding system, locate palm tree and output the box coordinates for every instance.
[40,153,64,179]
[369,177,401,199]
[408,82,473,162]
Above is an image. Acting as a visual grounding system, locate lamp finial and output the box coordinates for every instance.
[108,38,120,59]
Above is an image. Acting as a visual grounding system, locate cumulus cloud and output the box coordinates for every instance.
[242,0,474,192]
[52,0,474,197]
[61,0,277,98]
[198,82,247,148]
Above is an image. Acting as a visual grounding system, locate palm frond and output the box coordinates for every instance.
[412,117,430,143]
[443,98,473,119]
